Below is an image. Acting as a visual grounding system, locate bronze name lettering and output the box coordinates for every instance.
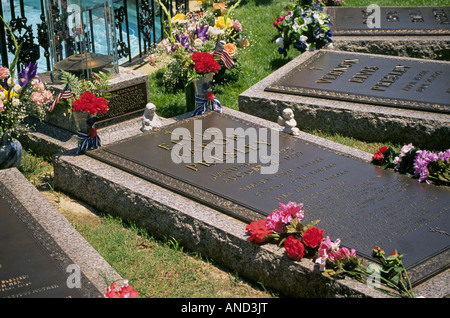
[371,65,410,91]
[433,9,449,24]
[349,66,379,83]
[409,9,424,23]
[316,59,359,84]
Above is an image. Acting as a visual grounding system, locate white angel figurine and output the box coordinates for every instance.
[278,108,300,136]
[141,103,162,132]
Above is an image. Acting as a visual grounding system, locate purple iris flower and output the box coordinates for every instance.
[175,34,194,53]
[194,24,209,42]
[18,62,37,87]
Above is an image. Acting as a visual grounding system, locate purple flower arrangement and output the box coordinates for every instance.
[372,143,450,185]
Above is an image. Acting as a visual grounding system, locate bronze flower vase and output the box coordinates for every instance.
[0,131,23,169]
[72,111,101,154]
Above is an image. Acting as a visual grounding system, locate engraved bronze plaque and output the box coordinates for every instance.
[88,112,450,285]
[326,6,450,35]
[265,51,450,114]
[0,184,95,298]
[97,82,148,122]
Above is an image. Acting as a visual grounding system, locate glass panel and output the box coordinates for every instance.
[45,0,118,81]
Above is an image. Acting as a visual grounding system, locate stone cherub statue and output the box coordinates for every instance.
[141,103,162,132]
[278,108,300,136]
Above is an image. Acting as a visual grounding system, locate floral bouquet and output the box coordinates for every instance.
[104,280,140,298]
[187,51,221,82]
[187,51,224,115]
[0,17,53,141]
[72,91,108,115]
[246,201,326,260]
[71,91,108,154]
[153,0,244,91]
[273,0,333,56]
[0,16,53,168]
[47,70,112,154]
[372,144,450,185]
[246,201,415,297]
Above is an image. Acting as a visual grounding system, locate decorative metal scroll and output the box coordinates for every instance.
[138,0,154,50]
[114,4,130,60]
[2,0,42,69]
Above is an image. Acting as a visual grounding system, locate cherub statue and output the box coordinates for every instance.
[141,103,162,132]
[277,108,300,136]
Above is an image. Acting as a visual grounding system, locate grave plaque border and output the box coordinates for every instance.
[326,6,450,36]
[87,112,450,285]
[264,50,450,114]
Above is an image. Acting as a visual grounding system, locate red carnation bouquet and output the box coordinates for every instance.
[190,52,221,74]
[72,91,108,154]
[72,91,108,115]
[186,52,221,85]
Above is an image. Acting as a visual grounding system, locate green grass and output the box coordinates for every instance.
[18,150,53,187]
[72,214,276,298]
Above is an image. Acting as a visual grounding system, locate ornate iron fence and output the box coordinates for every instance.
[0,0,189,72]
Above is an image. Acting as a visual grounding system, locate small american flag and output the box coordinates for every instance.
[49,84,73,112]
[213,41,235,70]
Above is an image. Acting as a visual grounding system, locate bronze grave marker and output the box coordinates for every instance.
[326,6,450,35]
[265,51,450,114]
[87,112,450,285]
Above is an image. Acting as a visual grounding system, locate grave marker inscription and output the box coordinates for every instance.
[88,112,450,285]
[265,51,450,114]
[326,6,450,35]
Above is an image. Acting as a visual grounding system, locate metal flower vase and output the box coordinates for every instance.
[194,72,214,102]
[191,72,223,116]
[186,73,213,113]
[0,131,23,169]
[73,111,101,154]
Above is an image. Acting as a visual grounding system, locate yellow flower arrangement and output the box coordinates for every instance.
[214,16,232,29]
[172,13,186,23]
[0,85,19,102]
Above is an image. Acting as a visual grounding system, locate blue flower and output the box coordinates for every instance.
[326,31,333,42]
[293,40,308,52]
[313,27,325,40]
[277,47,287,57]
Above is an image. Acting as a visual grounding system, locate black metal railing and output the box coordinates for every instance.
[0,0,189,72]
